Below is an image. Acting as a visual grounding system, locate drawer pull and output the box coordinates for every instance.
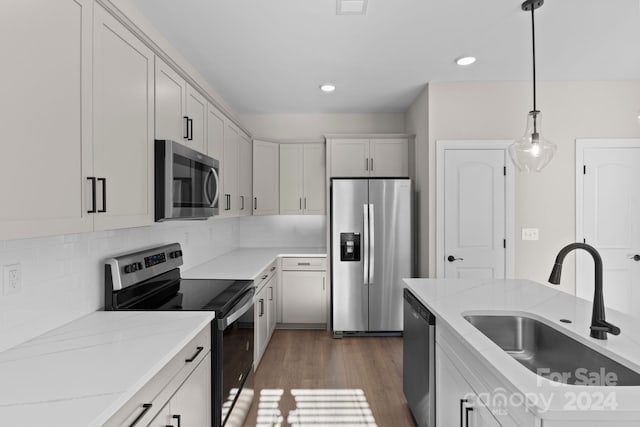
[129,403,152,427]
[185,346,204,363]
[172,414,182,427]
[297,262,311,266]
[270,266,276,272]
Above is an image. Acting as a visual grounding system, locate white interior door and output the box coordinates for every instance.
[440,148,507,279]
[578,141,640,315]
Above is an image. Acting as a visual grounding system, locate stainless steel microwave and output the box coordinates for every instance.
[155,140,220,221]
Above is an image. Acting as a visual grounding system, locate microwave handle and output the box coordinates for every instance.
[205,167,220,208]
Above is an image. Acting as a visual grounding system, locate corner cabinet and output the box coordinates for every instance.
[155,57,206,153]
[253,140,280,215]
[280,144,326,215]
[327,136,410,178]
[0,0,94,240]
[93,5,155,231]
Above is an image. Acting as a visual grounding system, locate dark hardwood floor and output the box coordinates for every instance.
[242,330,417,427]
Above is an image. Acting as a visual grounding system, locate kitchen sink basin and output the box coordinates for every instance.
[464,314,640,386]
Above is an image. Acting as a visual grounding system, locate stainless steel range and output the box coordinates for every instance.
[105,243,254,427]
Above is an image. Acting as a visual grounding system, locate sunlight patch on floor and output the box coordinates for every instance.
[254,388,378,427]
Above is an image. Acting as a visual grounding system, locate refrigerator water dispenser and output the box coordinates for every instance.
[340,232,360,261]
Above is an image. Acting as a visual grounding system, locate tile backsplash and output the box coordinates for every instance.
[239,215,326,248]
[0,218,239,352]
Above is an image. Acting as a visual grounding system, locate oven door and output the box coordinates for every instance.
[156,140,220,221]
[216,288,254,427]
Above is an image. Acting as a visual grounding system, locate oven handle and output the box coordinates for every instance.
[204,167,220,208]
[218,288,255,330]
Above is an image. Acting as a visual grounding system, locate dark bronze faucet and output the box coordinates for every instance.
[548,242,621,340]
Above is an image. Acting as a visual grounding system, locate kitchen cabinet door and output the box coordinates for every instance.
[255,283,269,367]
[330,139,370,177]
[253,140,280,215]
[281,271,326,324]
[303,144,326,214]
[238,132,253,216]
[168,352,212,427]
[185,84,206,153]
[93,4,154,231]
[370,138,409,177]
[280,144,304,214]
[221,122,239,216]
[267,276,277,338]
[155,57,187,143]
[206,104,225,164]
[0,0,94,240]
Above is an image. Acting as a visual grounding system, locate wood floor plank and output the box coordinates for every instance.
[242,330,417,427]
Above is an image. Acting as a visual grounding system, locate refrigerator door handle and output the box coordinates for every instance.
[369,203,375,285]
[363,204,369,285]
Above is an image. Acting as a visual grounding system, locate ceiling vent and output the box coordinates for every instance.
[336,0,368,15]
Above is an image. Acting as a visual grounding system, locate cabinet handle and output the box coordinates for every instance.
[370,158,373,171]
[254,197,257,210]
[97,178,106,213]
[365,158,369,171]
[129,403,152,427]
[323,277,325,291]
[87,177,96,213]
[459,399,468,427]
[270,266,276,272]
[297,262,311,266]
[172,414,181,427]
[300,197,302,210]
[304,197,307,210]
[259,299,264,317]
[269,286,273,301]
[187,118,193,141]
[183,116,189,139]
[465,406,473,426]
[185,346,204,363]
[241,195,245,210]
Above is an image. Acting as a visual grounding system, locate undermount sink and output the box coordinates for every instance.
[464,314,640,386]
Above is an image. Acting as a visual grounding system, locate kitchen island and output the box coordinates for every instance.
[404,278,640,426]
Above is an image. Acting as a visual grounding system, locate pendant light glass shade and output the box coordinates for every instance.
[508,110,557,172]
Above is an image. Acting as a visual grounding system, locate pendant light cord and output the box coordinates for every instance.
[531,5,537,113]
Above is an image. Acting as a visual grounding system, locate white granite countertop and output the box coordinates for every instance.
[0,311,214,427]
[183,247,326,280]
[404,278,640,421]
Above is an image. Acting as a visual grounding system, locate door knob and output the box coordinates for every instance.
[447,255,464,262]
[630,254,640,261]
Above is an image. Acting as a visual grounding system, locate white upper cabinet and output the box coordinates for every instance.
[206,103,224,162]
[328,136,410,178]
[155,57,206,153]
[280,144,326,214]
[221,122,239,216]
[238,132,253,216]
[0,0,94,240]
[93,5,154,231]
[253,140,280,215]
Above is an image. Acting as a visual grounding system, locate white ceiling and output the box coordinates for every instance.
[128,0,640,114]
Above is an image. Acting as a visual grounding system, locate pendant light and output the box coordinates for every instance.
[508,0,557,172]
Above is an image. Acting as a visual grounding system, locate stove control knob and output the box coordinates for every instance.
[124,265,132,274]
[137,262,143,270]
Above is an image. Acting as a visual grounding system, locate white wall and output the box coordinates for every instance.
[426,80,640,293]
[240,113,406,141]
[239,215,326,248]
[0,219,239,352]
[404,85,429,277]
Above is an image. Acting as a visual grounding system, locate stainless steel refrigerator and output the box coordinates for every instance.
[331,178,413,333]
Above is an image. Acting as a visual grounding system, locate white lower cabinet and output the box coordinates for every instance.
[104,326,211,427]
[254,262,277,369]
[280,257,327,326]
[149,352,212,427]
[437,343,501,427]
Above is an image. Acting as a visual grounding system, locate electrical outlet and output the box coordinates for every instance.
[522,228,539,241]
[3,263,22,295]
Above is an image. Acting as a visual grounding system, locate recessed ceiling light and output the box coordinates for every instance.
[320,84,336,93]
[455,56,477,66]
[336,0,368,15]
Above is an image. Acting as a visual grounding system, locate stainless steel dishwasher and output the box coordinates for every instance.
[403,288,436,427]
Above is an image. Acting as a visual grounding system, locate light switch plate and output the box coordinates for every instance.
[522,228,539,241]
[3,263,22,295]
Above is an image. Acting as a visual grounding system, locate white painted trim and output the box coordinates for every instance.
[436,140,515,279]
[324,133,413,139]
[575,138,640,291]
